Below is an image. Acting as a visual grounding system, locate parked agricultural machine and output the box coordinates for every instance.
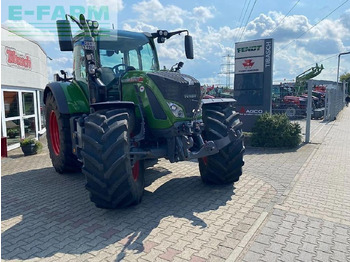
[272,64,325,118]
[44,14,245,209]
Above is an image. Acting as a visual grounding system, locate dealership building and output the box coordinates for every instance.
[1,26,48,152]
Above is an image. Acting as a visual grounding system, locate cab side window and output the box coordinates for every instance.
[73,42,87,82]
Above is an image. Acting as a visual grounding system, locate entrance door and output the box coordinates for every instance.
[2,89,38,150]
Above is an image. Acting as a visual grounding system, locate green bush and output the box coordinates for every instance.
[20,138,43,152]
[251,113,302,148]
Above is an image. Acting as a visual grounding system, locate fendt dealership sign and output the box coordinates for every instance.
[234,39,273,131]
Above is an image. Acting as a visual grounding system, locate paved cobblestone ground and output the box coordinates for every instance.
[241,107,350,262]
[2,108,349,261]
[2,150,277,261]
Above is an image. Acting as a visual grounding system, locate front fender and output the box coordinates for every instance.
[201,98,236,105]
[44,81,90,114]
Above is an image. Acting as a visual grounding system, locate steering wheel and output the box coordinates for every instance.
[113,64,128,75]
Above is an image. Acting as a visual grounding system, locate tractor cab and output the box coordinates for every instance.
[72,30,159,101]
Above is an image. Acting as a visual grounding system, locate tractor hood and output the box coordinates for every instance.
[147,71,201,118]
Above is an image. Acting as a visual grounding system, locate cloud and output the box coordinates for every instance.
[86,0,124,12]
[48,56,72,64]
[340,9,350,28]
[123,22,158,33]
[132,0,188,25]
[192,6,215,23]
[242,12,311,42]
[2,20,56,42]
[299,38,344,55]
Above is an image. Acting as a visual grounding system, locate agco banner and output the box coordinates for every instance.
[234,38,273,131]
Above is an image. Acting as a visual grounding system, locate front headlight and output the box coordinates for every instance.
[167,102,184,118]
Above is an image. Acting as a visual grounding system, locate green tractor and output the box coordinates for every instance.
[44,14,245,209]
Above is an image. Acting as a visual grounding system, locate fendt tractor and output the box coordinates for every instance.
[44,14,245,209]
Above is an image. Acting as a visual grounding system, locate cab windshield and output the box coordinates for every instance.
[98,33,159,74]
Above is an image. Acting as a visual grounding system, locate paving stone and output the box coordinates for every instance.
[300,242,316,254]
[249,241,269,254]
[158,248,181,261]
[276,227,291,237]
[288,234,303,245]
[314,250,332,262]
[243,250,264,262]
[296,250,315,262]
[278,250,298,262]
[303,234,318,245]
[318,234,333,244]
[255,233,273,244]
[261,250,280,261]
[266,242,284,255]
[331,250,348,262]
[332,241,348,253]
[283,241,299,254]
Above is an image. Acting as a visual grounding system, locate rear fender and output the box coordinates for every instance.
[44,81,90,114]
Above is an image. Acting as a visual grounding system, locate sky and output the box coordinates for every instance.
[2,0,350,87]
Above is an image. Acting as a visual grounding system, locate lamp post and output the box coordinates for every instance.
[336,52,350,84]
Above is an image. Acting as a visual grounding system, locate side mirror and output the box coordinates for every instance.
[56,20,73,51]
[185,35,194,59]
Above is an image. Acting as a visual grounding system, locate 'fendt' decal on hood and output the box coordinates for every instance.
[184,94,197,99]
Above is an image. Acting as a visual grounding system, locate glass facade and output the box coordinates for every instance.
[2,89,45,149]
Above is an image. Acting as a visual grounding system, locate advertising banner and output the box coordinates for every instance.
[235,57,264,74]
[234,38,273,131]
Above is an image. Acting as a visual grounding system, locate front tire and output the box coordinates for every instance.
[199,104,245,184]
[45,92,82,173]
[81,109,145,209]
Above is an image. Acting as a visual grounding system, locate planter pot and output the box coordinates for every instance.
[21,144,37,156]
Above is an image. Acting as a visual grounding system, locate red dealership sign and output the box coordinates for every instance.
[5,47,32,70]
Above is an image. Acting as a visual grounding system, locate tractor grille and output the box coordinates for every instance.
[147,71,201,118]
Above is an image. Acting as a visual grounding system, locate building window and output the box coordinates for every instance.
[4,91,19,118]
[6,119,20,146]
[22,92,35,115]
[38,91,46,130]
[24,117,36,138]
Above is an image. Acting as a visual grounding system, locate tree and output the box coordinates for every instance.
[340,73,350,94]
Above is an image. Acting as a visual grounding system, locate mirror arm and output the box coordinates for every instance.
[65,14,83,29]
[151,30,189,40]
[167,30,189,38]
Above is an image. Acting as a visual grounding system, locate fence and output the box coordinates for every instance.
[271,81,347,142]
[324,81,347,121]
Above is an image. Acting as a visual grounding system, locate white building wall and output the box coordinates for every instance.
[1,27,48,89]
[1,27,48,152]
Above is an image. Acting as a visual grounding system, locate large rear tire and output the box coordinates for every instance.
[81,109,145,209]
[199,104,245,184]
[45,92,82,173]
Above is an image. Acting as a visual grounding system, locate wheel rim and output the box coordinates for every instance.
[132,160,140,181]
[49,110,60,156]
[286,107,296,117]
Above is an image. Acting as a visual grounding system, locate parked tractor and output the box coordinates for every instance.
[44,14,245,209]
[272,64,325,118]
